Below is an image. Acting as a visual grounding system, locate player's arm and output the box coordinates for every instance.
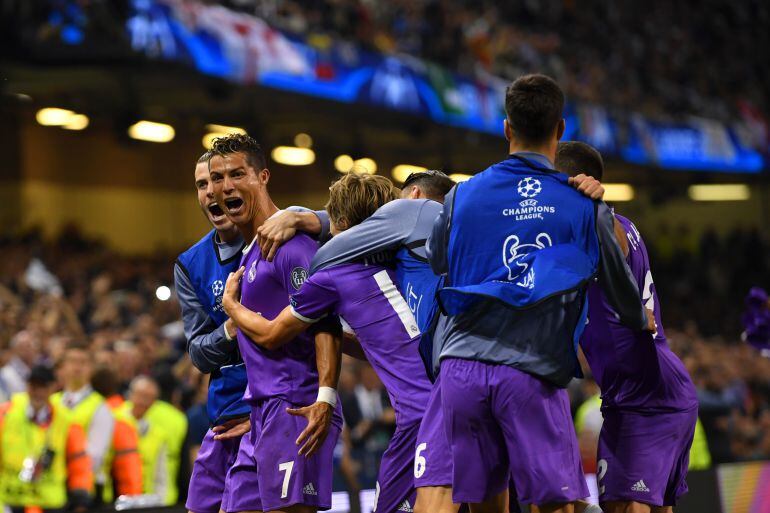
[257,207,330,261]
[310,199,422,273]
[174,262,238,373]
[595,202,651,331]
[222,269,309,349]
[427,186,456,274]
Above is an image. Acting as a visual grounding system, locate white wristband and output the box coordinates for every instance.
[316,387,337,408]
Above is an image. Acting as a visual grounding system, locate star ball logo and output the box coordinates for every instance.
[211,280,224,296]
[517,177,542,198]
[503,176,555,220]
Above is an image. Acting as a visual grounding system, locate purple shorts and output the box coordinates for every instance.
[440,358,588,505]
[223,400,341,512]
[597,407,697,506]
[414,376,452,489]
[186,428,243,513]
[374,422,419,513]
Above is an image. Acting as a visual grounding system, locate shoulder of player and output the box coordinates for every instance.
[177,229,216,260]
[374,198,427,217]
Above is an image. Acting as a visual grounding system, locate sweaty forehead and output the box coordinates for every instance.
[209,153,249,173]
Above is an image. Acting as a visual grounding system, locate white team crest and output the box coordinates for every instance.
[247,260,257,283]
[502,232,552,288]
[211,280,224,296]
[517,177,542,198]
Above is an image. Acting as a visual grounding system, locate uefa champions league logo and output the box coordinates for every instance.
[211,280,224,296]
[502,232,553,289]
[517,177,542,198]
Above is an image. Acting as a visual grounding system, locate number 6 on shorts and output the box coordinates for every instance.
[414,443,427,478]
[279,461,294,498]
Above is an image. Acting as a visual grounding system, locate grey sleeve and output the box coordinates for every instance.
[287,206,331,243]
[174,263,237,373]
[310,199,420,272]
[595,202,648,331]
[426,186,455,275]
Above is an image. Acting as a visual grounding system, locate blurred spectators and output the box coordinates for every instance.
[2,221,770,503]
[252,0,770,123]
[4,0,768,126]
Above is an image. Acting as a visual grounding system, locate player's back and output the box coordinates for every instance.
[296,262,431,427]
[581,215,697,412]
[238,233,318,406]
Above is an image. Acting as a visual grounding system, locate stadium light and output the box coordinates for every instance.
[353,158,377,174]
[602,184,635,202]
[155,285,171,301]
[392,165,428,183]
[62,114,89,131]
[128,121,175,143]
[271,146,316,166]
[36,108,75,126]
[205,124,245,135]
[688,184,750,201]
[449,173,472,182]
[202,124,246,149]
[334,155,354,173]
[294,133,313,149]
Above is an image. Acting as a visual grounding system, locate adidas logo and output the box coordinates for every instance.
[303,483,318,496]
[631,480,650,492]
[397,500,413,512]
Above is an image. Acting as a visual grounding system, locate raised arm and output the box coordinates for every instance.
[258,208,330,261]
[310,199,425,273]
[174,263,238,373]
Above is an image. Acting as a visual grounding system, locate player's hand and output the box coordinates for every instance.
[212,417,251,440]
[258,211,299,262]
[286,401,333,457]
[645,307,658,335]
[569,174,604,200]
[223,267,244,313]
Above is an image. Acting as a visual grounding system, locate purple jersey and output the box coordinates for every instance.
[581,214,697,412]
[291,263,431,427]
[237,233,319,406]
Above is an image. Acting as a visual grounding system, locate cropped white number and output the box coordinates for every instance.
[374,270,420,337]
[278,461,294,498]
[642,270,655,312]
[414,443,427,478]
[373,481,380,511]
[597,459,608,495]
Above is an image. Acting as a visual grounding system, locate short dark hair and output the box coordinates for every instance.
[505,74,565,145]
[197,150,213,164]
[91,365,119,397]
[402,170,455,201]
[210,133,266,170]
[555,141,604,180]
[29,364,56,386]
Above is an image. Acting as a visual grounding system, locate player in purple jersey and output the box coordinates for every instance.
[556,141,698,513]
[177,152,250,513]
[208,134,343,513]
[221,173,440,513]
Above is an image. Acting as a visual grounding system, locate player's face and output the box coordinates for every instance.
[194,161,233,231]
[209,153,269,226]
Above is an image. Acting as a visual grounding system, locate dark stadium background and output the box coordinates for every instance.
[1,1,769,512]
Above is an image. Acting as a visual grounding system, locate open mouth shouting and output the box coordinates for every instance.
[224,197,245,217]
[207,202,229,226]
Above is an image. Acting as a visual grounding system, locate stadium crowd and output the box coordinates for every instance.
[254,0,769,122]
[3,0,769,126]
[0,211,768,506]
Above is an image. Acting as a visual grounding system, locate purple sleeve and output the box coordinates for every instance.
[290,270,340,323]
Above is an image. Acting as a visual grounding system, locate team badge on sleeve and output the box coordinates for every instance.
[291,267,309,290]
